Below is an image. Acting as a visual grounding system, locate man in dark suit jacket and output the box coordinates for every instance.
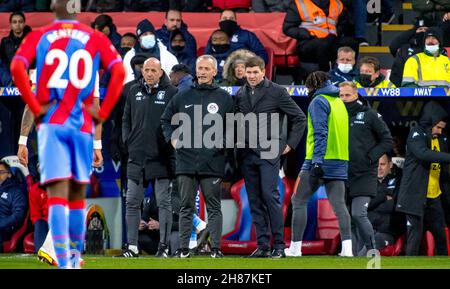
[234,56,307,258]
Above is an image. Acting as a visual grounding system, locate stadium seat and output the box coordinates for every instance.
[422,231,435,256]
[446,47,450,57]
[3,211,30,253]
[264,47,274,80]
[23,232,35,254]
[379,235,405,256]
[298,199,341,255]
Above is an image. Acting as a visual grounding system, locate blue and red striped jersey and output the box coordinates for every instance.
[14,20,122,134]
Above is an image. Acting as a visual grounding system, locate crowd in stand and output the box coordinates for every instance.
[0,1,450,260]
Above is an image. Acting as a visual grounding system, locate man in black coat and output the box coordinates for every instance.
[118,57,178,258]
[339,81,393,256]
[234,56,306,258]
[0,12,31,86]
[368,153,404,250]
[161,55,234,259]
[396,101,450,256]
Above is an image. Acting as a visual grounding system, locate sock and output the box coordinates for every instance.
[128,245,138,254]
[69,200,86,269]
[189,228,198,249]
[48,197,69,268]
[289,241,302,252]
[341,239,353,255]
[193,214,206,232]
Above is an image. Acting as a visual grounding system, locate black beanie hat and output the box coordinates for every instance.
[136,19,156,39]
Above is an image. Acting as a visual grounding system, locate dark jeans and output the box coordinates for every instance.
[242,151,285,250]
[352,0,367,39]
[34,219,49,253]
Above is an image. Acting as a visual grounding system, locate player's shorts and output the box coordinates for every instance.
[37,124,93,185]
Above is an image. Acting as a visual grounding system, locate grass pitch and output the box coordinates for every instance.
[0,254,449,269]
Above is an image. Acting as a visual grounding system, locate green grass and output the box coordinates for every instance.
[0,254,450,269]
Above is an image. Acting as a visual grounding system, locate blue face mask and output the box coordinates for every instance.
[140,34,156,50]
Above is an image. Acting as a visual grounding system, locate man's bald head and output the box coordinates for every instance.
[51,0,78,19]
[142,57,163,86]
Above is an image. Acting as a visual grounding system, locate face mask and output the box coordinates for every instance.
[171,45,184,52]
[219,20,239,37]
[413,32,425,46]
[425,44,439,55]
[140,34,156,50]
[338,63,353,74]
[359,74,373,87]
[119,47,131,56]
[134,67,142,79]
[212,44,230,54]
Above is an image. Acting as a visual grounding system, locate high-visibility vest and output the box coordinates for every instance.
[294,0,343,39]
[402,52,450,87]
[305,94,349,161]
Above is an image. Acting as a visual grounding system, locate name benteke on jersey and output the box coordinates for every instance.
[46,28,90,45]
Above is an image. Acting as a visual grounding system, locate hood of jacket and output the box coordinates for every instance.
[419,101,448,129]
[345,98,370,117]
[222,49,256,81]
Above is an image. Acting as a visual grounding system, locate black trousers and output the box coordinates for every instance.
[242,151,284,250]
[406,197,448,256]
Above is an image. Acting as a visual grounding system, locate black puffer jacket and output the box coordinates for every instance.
[346,99,393,198]
[397,101,450,217]
[122,73,178,181]
[160,82,234,177]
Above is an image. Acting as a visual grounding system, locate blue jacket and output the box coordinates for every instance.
[156,23,197,57]
[0,178,27,232]
[100,24,122,88]
[206,49,232,81]
[205,27,268,64]
[177,74,194,92]
[302,83,348,179]
[329,67,359,86]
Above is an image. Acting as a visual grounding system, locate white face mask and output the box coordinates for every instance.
[140,34,156,50]
[425,44,439,55]
[338,63,353,73]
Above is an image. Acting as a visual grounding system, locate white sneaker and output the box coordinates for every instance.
[284,247,302,257]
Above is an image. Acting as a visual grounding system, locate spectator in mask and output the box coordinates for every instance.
[168,29,196,74]
[156,9,197,61]
[221,49,256,86]
[329,46,359,86]
[120,33,137,57]
[355,57,395,88]
[123,19,178,83]
[205,10,268,64]
[207,30,233,82]
[402,27,450,88]
[389,17,433,87]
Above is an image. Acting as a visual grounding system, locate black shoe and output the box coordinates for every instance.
[173,248,190,258]
[197,228,210,248]
[210,248,224,258]
[356,37,369,46]
[114,248,139,258]
[248,248,271,258]
[155,244,169,258]
[271,249,286,259]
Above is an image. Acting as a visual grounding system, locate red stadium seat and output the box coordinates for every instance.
[379,235,405,256]
[3,211,29,253]
[422,231,435,256]
[446,47,450,57]
[265,47,274,80]
[23,232,35,254]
